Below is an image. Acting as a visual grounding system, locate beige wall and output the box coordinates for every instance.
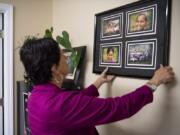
[0,0,52,134]
[53,0,180,135]
[0,0,52,81]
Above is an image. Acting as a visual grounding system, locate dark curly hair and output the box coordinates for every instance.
[19,37,61,85]
[107,47,114,54]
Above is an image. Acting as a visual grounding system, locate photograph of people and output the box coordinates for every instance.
[63,51,80,80]
[133,13,148,31]
[64,52,75,75]
[128,9,153,33]
[102,46,119,63]
[128,43,153,65]
[102,17,120,37]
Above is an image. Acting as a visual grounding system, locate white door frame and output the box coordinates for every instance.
[0,3,13,135]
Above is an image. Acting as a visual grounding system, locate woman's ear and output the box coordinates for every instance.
[51,64,57,74]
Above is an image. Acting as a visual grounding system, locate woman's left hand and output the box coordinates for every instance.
[93,67,115,89]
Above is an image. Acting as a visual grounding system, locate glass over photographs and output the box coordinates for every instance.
[126,4,157,37]
[101,13,123,40]
[99,42,122,68]
[125,39,157,70]
[93,0,171,78]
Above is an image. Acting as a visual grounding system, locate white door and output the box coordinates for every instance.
[0,12,4,135]
[0,3,13,135]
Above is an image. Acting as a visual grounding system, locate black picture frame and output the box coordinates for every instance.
[62,46,86,89]
[93,0,171,78]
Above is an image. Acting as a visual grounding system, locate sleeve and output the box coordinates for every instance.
[80,84,99,97]
[59,85,153,129]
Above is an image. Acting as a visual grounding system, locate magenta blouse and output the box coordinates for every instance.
[28,83,153,135]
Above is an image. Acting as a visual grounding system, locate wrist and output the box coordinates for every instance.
[146,83,157,92]
[148,79,160,87]
[146,79,161,92]
[93,79,103,89]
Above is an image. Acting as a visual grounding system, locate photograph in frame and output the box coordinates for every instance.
[125,39,157,69]
[101,13,123,40]
[99,43,122,67]
[64,52,78,80]
[62,46,86,89]
[126,4,157,37]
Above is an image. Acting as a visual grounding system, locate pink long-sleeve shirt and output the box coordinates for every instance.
[28,83,153,135]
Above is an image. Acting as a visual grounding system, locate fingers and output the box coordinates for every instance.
[102,67,109,75]
[154,64,175,85]
[165,66,174,78]
[163,66,175,84]
[100,67,116,83]
[160,64,173,71]
[165,66,173,71]
[164,74,175,84]
[107,75,116,81]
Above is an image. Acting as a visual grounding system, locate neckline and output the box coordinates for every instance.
[33,82,61,92]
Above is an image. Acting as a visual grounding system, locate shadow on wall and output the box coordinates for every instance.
[153,80,177,135]
[80,45,88,87]
[103,124,143,135]
[102,80,177,135]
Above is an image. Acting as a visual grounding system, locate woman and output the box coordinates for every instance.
[19,38,174,135]
[132,13,149,32]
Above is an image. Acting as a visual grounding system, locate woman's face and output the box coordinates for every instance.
[135,14,147,31]
[107,50,114,61]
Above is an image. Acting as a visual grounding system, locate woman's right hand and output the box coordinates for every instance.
[93,67,115,89]
[148,65,175,86]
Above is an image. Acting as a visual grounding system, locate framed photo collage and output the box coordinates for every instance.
[93,0,171,78]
